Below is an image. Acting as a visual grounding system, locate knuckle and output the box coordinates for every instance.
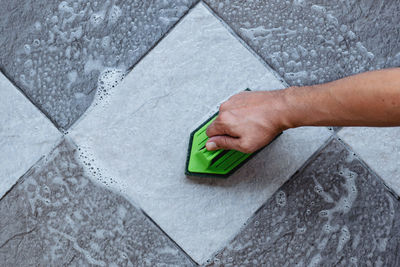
[206,122,215,136]
[218,111,232,122]
[219,102,228,111]
[205,127,211,137]
[220,136,229,148]
[239,140,253,153]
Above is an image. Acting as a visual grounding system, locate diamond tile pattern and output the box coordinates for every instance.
[0,139,195,266]
[1,0,399,266]
[204,0,400,86]
[0,0,198,129]
[339,127,400,197]
[0,72,61,199]
[206,138,400,266]
[69,4,331,262]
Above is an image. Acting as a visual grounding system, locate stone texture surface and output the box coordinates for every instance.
[311,0,400,68]
[0,0,198,129]
[69,4,332,263]
[2,0,399,265]
[339,127,400,197]
[0,138,194,266]
[0,72,61,199]
[206,138,400,266]
[204,0,400,86]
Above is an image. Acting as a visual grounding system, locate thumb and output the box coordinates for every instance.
[206,135,241,151]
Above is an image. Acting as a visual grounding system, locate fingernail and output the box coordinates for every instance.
[206,142,217,151]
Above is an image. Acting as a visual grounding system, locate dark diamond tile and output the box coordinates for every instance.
[204,0,400,86]
[205,138,400,266]
[311,0,400,68]
[0,0,198,129]
[0,138,194,266]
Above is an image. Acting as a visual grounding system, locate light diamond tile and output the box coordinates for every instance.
[206,139,400,266]
[0,138,194,266]
[204,0,400,86]
[0,0,198,129]
[0,72,61,198]
[338,127,400,196]
[69,3,331,263]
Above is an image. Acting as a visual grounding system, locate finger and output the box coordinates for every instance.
[206,120,226,137]
[206,136,242,151]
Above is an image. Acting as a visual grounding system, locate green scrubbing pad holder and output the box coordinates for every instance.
[185,89,282,178]
[185,113,252,177]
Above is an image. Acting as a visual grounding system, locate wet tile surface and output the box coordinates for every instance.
[206,138,400,266]
[69,3,332,263]
[0,0,198,129]
[339,127,400,197]
[0,72,61,199]
[1,0,398,265]
[311,0,400,68]
[204,0,400,86]
[0,138,194,266]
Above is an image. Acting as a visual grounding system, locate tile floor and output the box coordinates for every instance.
[0,0,198,129]
[0,0,399,266]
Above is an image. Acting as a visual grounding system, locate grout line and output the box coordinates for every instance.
[0,136,199,265]
[1,1,202,133]
[326,129,400,201]
[200,0,290,88]
[66,0,202,132]
[199,2,348,135]
[205,133,336,261]
[67,137,200,264]
[0,134,66,203]
[0,151,47,202]
[123,0,202,75]
[0,67,64,133]
[0,157,42,202]
[140,208,200,266]
[335,134,400,201]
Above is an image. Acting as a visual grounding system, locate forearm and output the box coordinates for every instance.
[205,68,400,153]
[282,68,400,128]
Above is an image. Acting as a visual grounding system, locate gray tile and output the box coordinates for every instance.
[0,138,194,266]
[311,0,400,68]
[204,0,400,86]
[0,0,198,129]
[69,3,331,262]
[205,138,400,266]
[338,127,400,197]
[0,71,61,199]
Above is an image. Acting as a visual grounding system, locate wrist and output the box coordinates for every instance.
[279,85,319,129]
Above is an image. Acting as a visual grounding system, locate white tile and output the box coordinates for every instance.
[69,3,331,263]
[338,127,400,196]
[0,73,61,198]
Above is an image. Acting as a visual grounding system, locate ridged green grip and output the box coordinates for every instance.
[185,113,251,177]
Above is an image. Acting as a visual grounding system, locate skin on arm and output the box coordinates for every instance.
[206,68,400,153]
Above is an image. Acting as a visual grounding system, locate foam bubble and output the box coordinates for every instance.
[275,190,287,207]
[24,44,31,55]
[77,145,122,190]
[337,225,350,253]
[98,69,124,92]
[90,12,105,26]
[58,1,74,13]
[109,5,122,24]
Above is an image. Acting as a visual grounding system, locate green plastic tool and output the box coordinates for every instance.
[185,112,251,178]
[185,111,281,178]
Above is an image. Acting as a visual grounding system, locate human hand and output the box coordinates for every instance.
[206,90,290,153]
